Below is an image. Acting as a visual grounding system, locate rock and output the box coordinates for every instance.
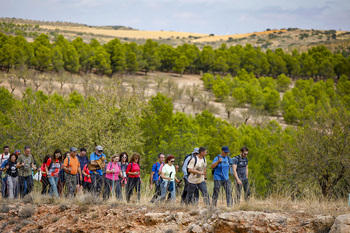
[190,209,199,216]
[175,212,184,224]
[165,211,171,216]
[189,224,203,233]
[330,214,350,233]
[202,223,212,232]
[145,213,164,225]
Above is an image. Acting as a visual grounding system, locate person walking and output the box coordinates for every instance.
[3,153,18,199]
[186,147,210,206]
[118,152,129,192]
[125,152,141,203]
[46,149,62,198]
[104,154,122,200]
[40,155,51,195]
[16,146,37,198]
[157,155,179,202]
[181,148,199,204]
[150,153,165,203]
[232,146,250,203]
[0,146,11,198]
[62,147,82,197]
[89,145,106,196]
[76,148,89,195]
[211,146,233,207]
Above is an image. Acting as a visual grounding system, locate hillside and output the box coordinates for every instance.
[1,17,350,52]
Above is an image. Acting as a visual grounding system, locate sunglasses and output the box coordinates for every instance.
[122,156,127,159]
[98,150,103,153]
[244,153,248,155]
[170,160,175,163]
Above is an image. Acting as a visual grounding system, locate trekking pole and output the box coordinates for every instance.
[112,170,115,199]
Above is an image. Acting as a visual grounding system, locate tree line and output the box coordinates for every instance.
[0,86,349,199]
[0,32,349,79]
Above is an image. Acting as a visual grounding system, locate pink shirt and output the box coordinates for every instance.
[105,162,120,181]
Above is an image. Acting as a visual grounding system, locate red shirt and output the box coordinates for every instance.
[126,163,140,178]
[45,158,60,177]
[41,164,47,177]
[83,164,91,183]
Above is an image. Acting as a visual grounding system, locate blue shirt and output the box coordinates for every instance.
[212,155,231,181]
[151,162,163,182]
[232,155,248,180]
[90,153,106,175]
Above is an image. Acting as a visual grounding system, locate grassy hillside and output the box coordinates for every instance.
[1,17,350,52]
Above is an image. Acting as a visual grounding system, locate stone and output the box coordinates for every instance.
[145,213,165,225]
[330,214,350,233]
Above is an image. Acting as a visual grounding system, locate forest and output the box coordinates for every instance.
[0,31,350,200]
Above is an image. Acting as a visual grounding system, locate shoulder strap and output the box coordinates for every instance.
[194,156,198,167]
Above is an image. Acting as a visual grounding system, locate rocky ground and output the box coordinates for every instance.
[0,200,349,233]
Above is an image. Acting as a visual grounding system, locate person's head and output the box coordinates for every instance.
[158,153,165,163]
[10,153,17,163]
[63,152,70,161]
[198,147,207,157]
[119,152,128,163]
[240,146,249,157]
[24,146,31,156]
[3,146,9,154]
[221,146,229,157]
[111,154,119,163]
[165,155,175,165]
[192,147,199,156]
[129,152,140,164]
[80,148,87,157]
[95,145,103,155]
[43,154,51,164]
[53,149,62,163]
[70,147,77,157]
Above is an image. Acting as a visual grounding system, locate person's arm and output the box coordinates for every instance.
[78,166,82,180]
[62,158,71,173]
[211,157,222,169]
[246,165,248,179]
[106,163,113,174]
[160,172,171,181]
[232,164,242,185]
[16,158,24,169]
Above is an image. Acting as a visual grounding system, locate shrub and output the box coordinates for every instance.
[18,205,35,218]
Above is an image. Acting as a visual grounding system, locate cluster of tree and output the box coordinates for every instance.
[0,32,349,78]
[1,86,349,198]
[281,75,350,124]
[202,70,287,115]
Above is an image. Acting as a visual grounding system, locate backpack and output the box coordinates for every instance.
[59,156,70,182]
[212,155,233,175]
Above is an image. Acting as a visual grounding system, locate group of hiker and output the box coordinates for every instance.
[0,144,250,206]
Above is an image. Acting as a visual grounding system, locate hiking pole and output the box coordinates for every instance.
[112,169,115,199]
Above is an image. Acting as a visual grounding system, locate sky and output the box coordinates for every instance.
[1,0,349,35]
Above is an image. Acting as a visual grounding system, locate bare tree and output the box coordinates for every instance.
[223,97,238,119]
[15,65,31,87]
[45,76,55,95]
[191,100,202,115]
[7,75,20,94]
[165,79,176,95]
[241,109,251,125]
[32,74,43,91]
[198,92,212,110]
[57,70,69,90]
[81,74,92,98]
[185,84,200,104]
[154,76,165,91]
[68,80,76,93]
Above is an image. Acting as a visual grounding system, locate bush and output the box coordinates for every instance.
[18,205,35,218]
[0,204,10,213]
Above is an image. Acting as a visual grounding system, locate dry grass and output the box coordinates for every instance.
[39,25,209,40]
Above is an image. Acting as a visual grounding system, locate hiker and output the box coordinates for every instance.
[46,149,62,199]
[211,146,233,207]
[77,148,89,194]
[104,154,122,200]
[40,155,51,195]
[89,145,106,195]
[16,146,37,198]
[118,152,129,192]
[57,152,68,196]
[150,153,165,203]
[181,147,199,204]
[62,147,82,197]
[0,146,11,198]
[157,155,179,202]
[3,153,18,199]
[232,146,250,203]
[125,152,141,203]
[186,147,210,206]
[82,163,92,192]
